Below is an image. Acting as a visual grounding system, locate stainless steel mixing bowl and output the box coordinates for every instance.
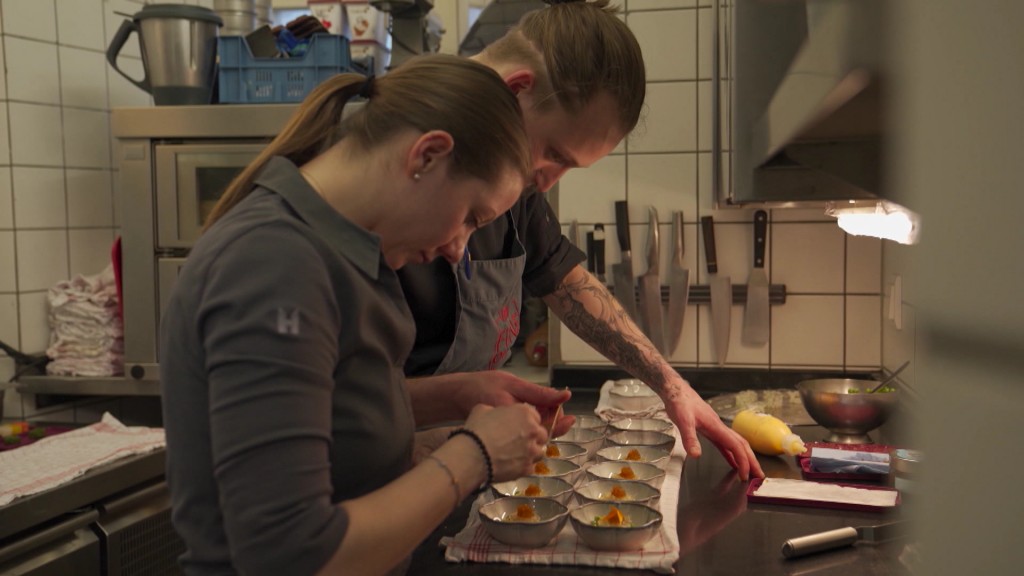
[795,378,899,444]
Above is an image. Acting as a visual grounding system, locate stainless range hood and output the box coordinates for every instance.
[724,0,890,206]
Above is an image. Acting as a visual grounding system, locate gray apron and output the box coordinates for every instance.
[435,212,526,373]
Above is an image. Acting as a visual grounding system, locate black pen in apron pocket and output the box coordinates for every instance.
[462,246,472,280]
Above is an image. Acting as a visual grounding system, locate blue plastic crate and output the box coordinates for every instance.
[218,34,356,104]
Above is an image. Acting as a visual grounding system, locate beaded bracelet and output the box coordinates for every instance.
[448,428,493,494]
[425,455,461,513]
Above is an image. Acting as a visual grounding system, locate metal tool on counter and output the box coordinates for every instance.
[701,215,731,366]
[667,211,690,355]
[869,360,910,393]
[638,207,666,353]
[742,209,770,346]
[781,520,910,558]
[612,201,638,320]
[593,224,606,284]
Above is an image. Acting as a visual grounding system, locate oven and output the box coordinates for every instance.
[112,105,297,381]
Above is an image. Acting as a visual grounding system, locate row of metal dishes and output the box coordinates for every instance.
[478,415,676,551]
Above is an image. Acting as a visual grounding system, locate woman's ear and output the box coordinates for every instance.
[407,130,455,178]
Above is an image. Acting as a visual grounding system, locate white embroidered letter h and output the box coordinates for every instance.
[277,308,300,335]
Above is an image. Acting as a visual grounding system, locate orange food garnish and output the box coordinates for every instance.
[546,444,561,457]
[601,506,625,526]
[516,504,537,520]
[610,485,627,499]
[626,449,642,461]
[534,461,551,475]
[618,466,636,479]
[524,483,542,497]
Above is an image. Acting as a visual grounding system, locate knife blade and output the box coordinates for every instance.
[781,520,910,558]
[612,201,638,320]
[638,207,665,353]
[593,224,606,284]
[701,215,731,366]
[667,211,690,355]
[742,209,770,346]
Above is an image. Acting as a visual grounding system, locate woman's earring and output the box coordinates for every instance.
[413,173,421,181]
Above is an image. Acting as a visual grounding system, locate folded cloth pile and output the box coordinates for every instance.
[46,264,124,377]
[0,413,165,506]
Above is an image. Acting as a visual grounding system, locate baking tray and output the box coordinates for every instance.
[746,478,900,512]
[708,389,815,426]
[797,442,893,482]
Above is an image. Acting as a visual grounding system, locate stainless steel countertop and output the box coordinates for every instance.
[407,388,913,576]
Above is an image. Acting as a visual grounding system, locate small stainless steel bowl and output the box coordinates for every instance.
[585,460,666,489]
[570,502,663,551]
[490,476,574,506]
[609,417,673,434]
[595,445,671,469]
[479,497,570,548]
[796,378,899,444]
[606,429,675,452]
[552,427,605,458]
[544,441,588,466]
[571,414,609,435]
[574,479,661,507]
[529,457,583,486]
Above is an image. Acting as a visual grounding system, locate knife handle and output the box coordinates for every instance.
[672,211,684,268]
[701,215,718,274]
[586,231,595,273]
[781,527,859,559]
[615,200,631,253]
[753,210,767,269]
[593,224,606,279]
[646,207,660,272]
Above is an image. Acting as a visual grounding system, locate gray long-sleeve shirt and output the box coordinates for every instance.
[160,157,416,575]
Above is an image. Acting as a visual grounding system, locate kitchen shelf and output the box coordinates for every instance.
[16,375,160,397]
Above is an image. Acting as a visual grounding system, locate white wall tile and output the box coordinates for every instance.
[698,298,769,366]
[628,0,696,10]
[0,104,10,165]
[106,55,151,108]
[846,234,882,294]
[771,295,844,367]
[67,169,113,227]
[68,228,113,276]
[4,38,60,105]
[847,295,881,368]
[1,0,57,42]
[60,46,109,109]
[0,231,15,291]
[57,0,106,50]
[696,7,713,80]
[8,103,64,166]
[628,9,696,82]
[63,108,111,168]
[12,167,66,228]
[17,290,49,354]
[0,294,17,347]
[771,222,845,293]
[103,0,142,58]
[629,82,696,153]
[697,80,718,152]
[557,155,626,224]
[0,39,6,99]
[627,153,698,222]
[0,168,12,228]
[15,229,68,291]
[111,168,122,228]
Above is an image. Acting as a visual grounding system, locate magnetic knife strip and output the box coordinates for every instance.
[608,284,787,305]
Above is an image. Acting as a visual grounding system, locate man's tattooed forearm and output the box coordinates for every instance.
[549,273,668,392]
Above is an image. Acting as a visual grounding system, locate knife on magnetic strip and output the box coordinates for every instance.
[612,201,638,320]
[701,215,731,366]
[742,210,770,346]
[638,207,665,353]
[667,211,690,355]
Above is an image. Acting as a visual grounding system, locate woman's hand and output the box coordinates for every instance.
[463,403,547,482]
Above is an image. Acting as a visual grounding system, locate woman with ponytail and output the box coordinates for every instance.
[159,54,544,576]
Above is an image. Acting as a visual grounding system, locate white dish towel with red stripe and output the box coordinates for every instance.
[442,427,684,573]
[0,413,165,506]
